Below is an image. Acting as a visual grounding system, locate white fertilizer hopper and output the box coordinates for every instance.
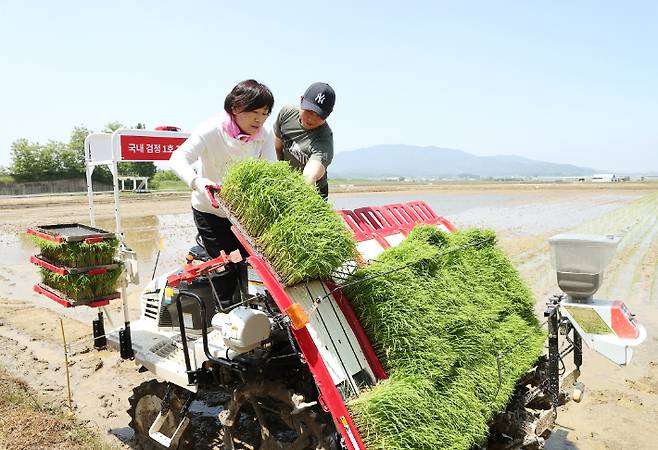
[549,234,620,300]
[548,234,646,365]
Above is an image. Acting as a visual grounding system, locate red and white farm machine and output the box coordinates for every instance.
[40,128,644,449]
[115,200,646,449]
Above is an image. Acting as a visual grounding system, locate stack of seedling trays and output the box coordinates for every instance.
[27,224,123,308]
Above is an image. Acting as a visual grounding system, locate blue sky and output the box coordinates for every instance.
[1,1,656,173]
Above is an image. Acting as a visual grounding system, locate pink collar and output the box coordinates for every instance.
[222,111,264,142]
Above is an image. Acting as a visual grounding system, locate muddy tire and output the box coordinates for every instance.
[127,379,193,450]
[221,382,336,450]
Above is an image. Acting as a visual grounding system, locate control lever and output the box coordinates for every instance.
[205,184,221,209]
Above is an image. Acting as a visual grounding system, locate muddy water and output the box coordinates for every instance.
[332,190,645,237]
[4,190,644,297]
[1,189,645,335]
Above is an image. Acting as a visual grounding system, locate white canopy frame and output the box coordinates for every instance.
[84,128,189,357]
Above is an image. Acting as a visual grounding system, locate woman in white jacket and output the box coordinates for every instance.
[170,79,275,304]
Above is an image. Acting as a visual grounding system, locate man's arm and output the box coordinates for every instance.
[274,135,284,161]
[302,159,326,184]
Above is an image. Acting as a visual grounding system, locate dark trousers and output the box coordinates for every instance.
[192,208,248,304]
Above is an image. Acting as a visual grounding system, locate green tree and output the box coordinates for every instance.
[69,124,113,183]
[10,132,88,182]
[69,125,92,164]
[54,143,83,178]
[10,139,60,181]
[103,121,124,133]
[0,165,13,184]
[8,122,157,183]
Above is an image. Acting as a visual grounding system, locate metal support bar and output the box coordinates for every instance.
[573,329,582,370]
[118,283,134,359]
[85,165,95,227]
[176,291,244,374]
[173,293,197,386]
[119,322,134,359]
[547,305,560,413]
[93,311,107,349]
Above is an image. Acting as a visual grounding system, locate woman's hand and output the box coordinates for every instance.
[193,177,221,208]
[193,177,217,192]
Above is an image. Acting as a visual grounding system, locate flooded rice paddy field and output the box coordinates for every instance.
[0,184,656,449]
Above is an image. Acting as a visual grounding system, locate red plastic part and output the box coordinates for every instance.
[26,228,63,243]
[205,184,222,209]
[436,216,457,232]
[406,201,439,224]
[354,207,398,234]
[372,233,392,249]
[337,209,373,242]
[86,267,108,276]
[154,125,182,132]
[339,208,391,249]
[382,203,421,231]
[84,236,104,244]
[405,201,457,232]
[30,255,69,275]
[610,301,639,339]
[342,202,456,244]
[166,253,234,287]
[33,283,113,308]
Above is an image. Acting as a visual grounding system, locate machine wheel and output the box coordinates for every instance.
[128,379,193,450]
[220,382,335,450]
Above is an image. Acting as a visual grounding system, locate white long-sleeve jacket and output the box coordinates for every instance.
[169,113,275,217]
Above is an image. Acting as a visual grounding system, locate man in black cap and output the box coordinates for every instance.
[274,82,336,199]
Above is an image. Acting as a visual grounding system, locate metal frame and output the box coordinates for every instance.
[83,128,190,358]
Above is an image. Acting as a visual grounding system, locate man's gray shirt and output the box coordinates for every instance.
[273,105,333,198]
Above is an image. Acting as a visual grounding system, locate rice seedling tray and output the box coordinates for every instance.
[30,254,121,275]
[27,226,119,268]
[36,263,123,302]
[27,223,116,243]
[220,159,357,285]
[33,282,119,308]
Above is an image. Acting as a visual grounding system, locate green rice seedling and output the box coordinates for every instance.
[40,266,123,304]
[343,226,546,450]
[223,160,544,446]
[221,159,356,285]
[29,235,119,268]
[221,160,314,236]
[260,209,356,285]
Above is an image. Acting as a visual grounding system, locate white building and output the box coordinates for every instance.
[591,174,617,182]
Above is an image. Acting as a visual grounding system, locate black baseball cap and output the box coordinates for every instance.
[301,82,335,119]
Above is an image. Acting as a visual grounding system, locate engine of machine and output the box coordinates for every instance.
[212,307,271,353]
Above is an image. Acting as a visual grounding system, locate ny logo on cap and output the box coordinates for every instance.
[315,93,326,104]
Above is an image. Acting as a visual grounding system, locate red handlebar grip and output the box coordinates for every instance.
[205,184,221,209]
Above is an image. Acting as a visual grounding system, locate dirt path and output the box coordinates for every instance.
[0,186,656,449]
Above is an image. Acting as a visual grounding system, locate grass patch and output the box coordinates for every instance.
[0,175,15,185]
[221,159,356,285]
[343,226,546,450]
[0,368,118,450]
[152,179,189,190]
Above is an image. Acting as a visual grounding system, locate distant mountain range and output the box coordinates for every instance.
[330,145,597,179]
